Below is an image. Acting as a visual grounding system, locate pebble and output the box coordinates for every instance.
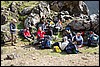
[81,56,88,60]
[94,52,97,54]
[32,57,36,60]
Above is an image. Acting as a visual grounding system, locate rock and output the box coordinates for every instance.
[32,57,36,60]
[49,1,89,16]
[1,6,6,10]
[94,52,97,54]
[1,14,8,25]
[68,20,91,31]
[59,11,69,15]
[81,56,88,60]
[90,14,99,35]
[10,64,15,66]
[14,47,17,49]
[38,1,50,17]
[4,53,18,60]
[9,2,18,13]
[1,24,11,43]
[20,7,32,16]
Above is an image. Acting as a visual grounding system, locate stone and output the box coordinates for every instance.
[81,56,88,60]
[68,19,92,31]
[32,57,36,60]
[9,2,18,13]
[38,1,50,18]
[4,53,18,60]
[90,14,99,35]
[20,7,32,16]
[1,14,8,25]
[49,1,89,16]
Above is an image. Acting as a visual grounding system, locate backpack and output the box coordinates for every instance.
[39,38,51,49]
[53,46,62,53]
[65,41,78,54]
[45,40,51,48]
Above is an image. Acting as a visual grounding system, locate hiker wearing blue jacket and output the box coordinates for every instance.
[9,19,17,46]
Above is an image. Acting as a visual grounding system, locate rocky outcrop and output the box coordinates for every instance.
[90,14,99,35]
[38,1,50,17]
[24,1,50,28]
[20,7,33,16]
[9,2,18,13]
[49,1,89,16]
[68,20,91,31]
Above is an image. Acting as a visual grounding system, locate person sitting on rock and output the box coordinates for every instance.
[45,26,53,40]
[54,19,63,34]
[23,27,33,42]
[52,36,79,54]
[37,27,46,40]
[64,27,73,40]
[87,31,99,47]
[72,32,83,48]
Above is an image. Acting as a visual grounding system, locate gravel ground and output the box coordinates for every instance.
[1,45,99,66]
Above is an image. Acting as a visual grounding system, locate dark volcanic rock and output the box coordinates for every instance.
[50,1,89,16]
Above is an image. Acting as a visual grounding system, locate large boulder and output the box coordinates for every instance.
[38,1,50,18]
[24,1,51,28]
[1,14,7,25]
[68,20,91,31]
[49,1,89,16]
[9,2,18,13]
[20,7,33,16]
[90,14,99,35]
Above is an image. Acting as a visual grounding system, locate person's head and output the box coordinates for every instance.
[24,27,29,31]
[38,27,42,31]
[76,32,81,37]
[66,27,71,33]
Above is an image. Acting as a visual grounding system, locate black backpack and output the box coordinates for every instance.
[65,40,78,54]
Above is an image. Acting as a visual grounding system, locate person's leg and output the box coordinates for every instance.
[24,36,31,42]
[13,33,17,43]
[11,33,14,45]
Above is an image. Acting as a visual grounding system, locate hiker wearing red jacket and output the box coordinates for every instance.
[37,27,46,39]
[23,27,32,42]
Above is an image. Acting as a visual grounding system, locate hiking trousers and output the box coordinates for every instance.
[11,33,17,45]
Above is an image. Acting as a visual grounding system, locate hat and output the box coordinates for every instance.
[12,19,17,22]
[66,27,70,30]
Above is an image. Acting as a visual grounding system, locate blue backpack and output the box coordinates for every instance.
[40,39,51,49]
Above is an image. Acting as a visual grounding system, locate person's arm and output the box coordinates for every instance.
[72,36,75,42]
[81,36,83,45]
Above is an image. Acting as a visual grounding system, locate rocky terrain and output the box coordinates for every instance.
[1,1,99,66]
[1,44,99,66]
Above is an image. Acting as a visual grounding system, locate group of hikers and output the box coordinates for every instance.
[9,15,99,54]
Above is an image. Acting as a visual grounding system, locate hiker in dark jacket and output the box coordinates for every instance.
[9,19,17,46]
